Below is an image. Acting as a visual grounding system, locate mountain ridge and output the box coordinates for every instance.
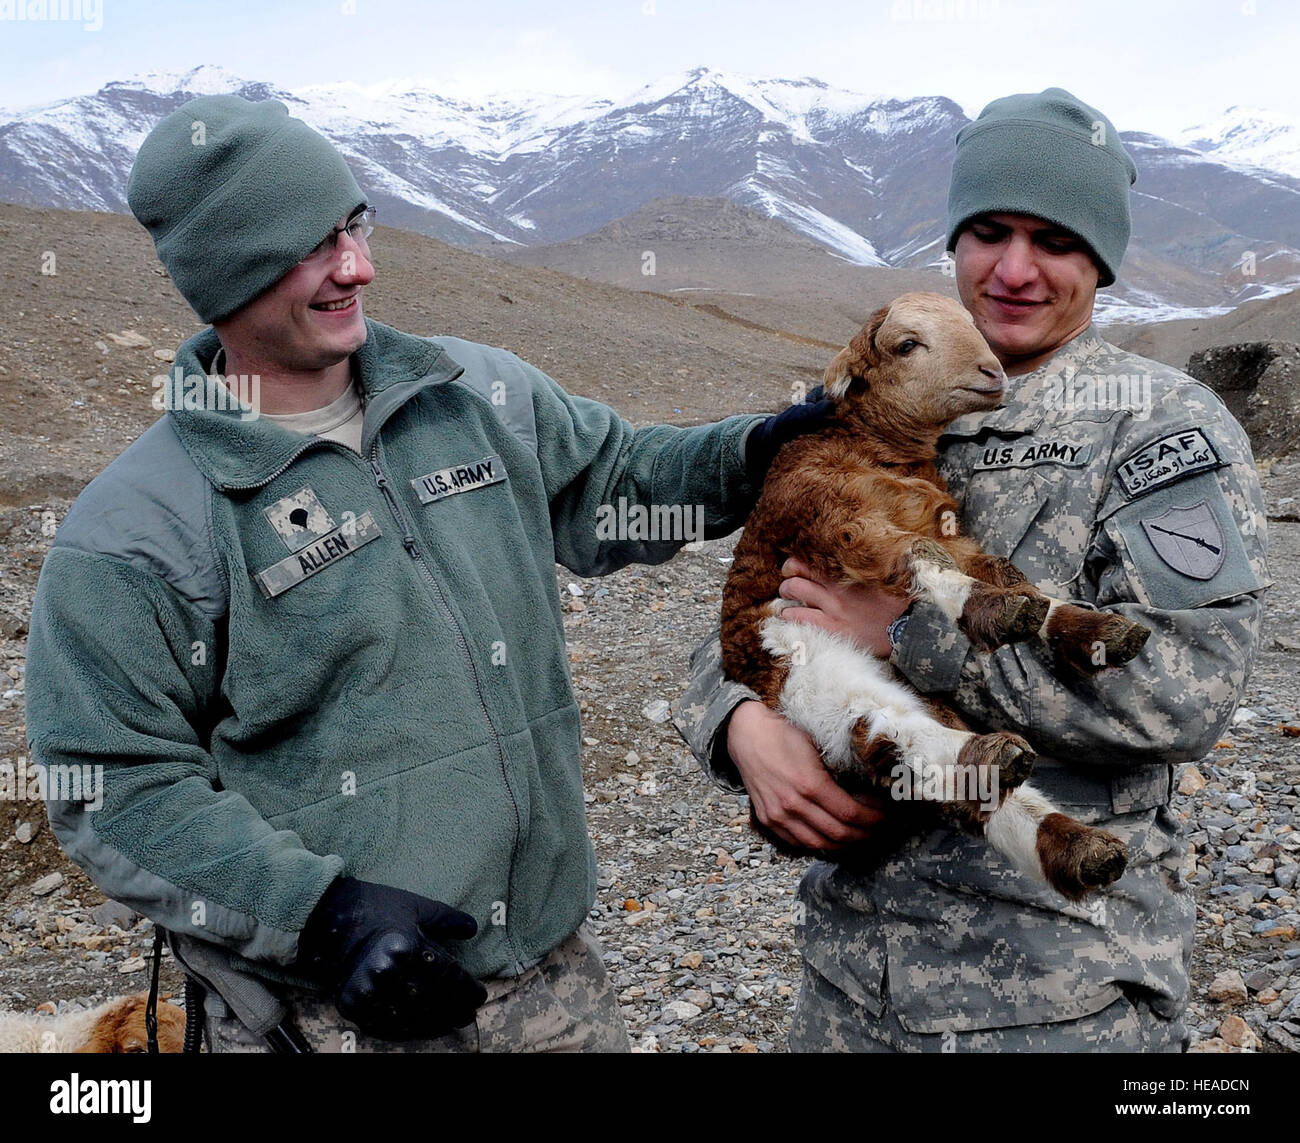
[3,64,1299,321]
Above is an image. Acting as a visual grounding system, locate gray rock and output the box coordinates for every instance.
[662,1000,702,1022]
[1267,1024,1300,1052]
[1244,969,1273,992]
[30,872,64,896]
[90,900,137,930]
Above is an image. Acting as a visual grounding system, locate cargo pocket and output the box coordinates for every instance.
[871,827,1125,1034]
[796,861,887,1017]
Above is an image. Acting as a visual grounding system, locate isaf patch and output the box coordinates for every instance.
[1140,501,1225,580]
[264,486,338,553]
[1115,430,1220,498]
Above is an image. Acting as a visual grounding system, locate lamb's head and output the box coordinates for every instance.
[824,292,1007,434]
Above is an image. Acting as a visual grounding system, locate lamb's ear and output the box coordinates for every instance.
[824,304,890,398]
[823,346,859,400]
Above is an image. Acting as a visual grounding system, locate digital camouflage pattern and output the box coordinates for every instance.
[205,923,630,1053]
[673,327,1270,1048]
[789,959,1188,1052]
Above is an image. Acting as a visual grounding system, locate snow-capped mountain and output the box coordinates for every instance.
[1177,106,1300,181]
[2,65,1299,317]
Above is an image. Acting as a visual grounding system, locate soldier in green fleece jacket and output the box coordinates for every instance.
[23,95,826,1053]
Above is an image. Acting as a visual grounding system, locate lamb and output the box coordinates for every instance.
[721,292,1150,901]
[0,992,186,1053]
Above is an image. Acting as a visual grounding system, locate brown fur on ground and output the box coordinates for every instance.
[0,992,186,1053]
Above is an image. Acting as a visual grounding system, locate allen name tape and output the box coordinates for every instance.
[254,511,382,597]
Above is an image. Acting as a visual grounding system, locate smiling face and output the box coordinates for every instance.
[213,208,375,378]
[954,212,1100,375]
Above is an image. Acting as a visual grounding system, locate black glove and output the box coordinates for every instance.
[744,385,834,485]
[295,876,488,1041]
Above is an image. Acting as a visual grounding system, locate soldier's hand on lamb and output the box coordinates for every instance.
[726,700,885,851]
[777,557,911,658]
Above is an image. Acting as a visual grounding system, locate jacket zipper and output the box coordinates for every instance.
[367,443,526,970]
[218,397,529,968]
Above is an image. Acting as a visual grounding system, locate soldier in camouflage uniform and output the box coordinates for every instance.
[673,89,1270,1052]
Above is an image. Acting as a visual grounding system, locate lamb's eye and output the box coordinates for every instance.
[897,339,918,355]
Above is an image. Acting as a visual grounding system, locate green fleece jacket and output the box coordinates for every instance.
[25,319,763,982]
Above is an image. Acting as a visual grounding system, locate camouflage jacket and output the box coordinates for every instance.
[672,325,1271,1033]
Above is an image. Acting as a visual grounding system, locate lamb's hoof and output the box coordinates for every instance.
[1037,814,1129,902]
[961,588,1048,651]
[958,730,1036,790]
[1002,592,1050,642]
[1097,615,1151,668]
[1052,611,1151,674]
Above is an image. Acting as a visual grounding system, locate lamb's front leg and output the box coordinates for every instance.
[906,539,1049,651]
[985,784,1129,900]
[956,551,1151,673]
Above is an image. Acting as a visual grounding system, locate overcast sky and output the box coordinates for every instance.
[2,0,1294,137]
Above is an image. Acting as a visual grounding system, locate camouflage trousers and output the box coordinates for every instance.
[205,922,630,1053]
[789,964,1188,1053]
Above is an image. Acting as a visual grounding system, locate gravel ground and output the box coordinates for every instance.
[1,461,1297,1054]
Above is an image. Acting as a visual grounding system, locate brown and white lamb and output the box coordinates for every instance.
[721,292,1150,901]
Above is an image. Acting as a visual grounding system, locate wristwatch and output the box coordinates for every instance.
[886,605,915,650]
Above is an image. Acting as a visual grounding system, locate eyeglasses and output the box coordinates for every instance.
[298,206,376,264]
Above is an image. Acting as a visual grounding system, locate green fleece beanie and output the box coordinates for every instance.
[946,88,1137,287]
[128,95,365,323]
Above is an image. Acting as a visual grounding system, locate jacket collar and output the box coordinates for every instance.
[166,318,464,490]
[941,324,1107,440]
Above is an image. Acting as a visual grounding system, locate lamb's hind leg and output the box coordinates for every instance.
[760,616,1036,814]
[985,784,1129,901]
[961,552,1150,674]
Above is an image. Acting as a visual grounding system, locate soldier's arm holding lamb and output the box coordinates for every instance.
[889,386,1269,767]
[674,381,1270,805]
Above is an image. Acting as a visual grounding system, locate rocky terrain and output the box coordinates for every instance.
[0,203,1296,1053]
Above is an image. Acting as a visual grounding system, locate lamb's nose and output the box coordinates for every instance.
[981,364,1007,384]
